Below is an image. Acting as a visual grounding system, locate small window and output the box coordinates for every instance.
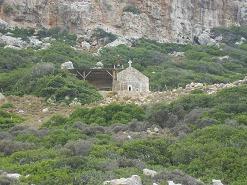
[128,85,132,91]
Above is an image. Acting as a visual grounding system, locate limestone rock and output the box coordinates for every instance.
[212,180,224,185]
[143,169,158,177]
[169,52,185,57]
[80,41,91,50]
[0,93,5,100]
[218,56,230,61]
[4,45,22,50]
[29,37,43,48]
[5,173,21,179]
[105,37,132,48]
[103,175,142,185]
[0,0,246,43]
[198,30,217,46]
[0,19,8,29]
[42,108,49,113]
[0,93,5,104]
[94,62,104,69]
[61,61,74,70]
[168,181,182,185]
[0,35,26,48]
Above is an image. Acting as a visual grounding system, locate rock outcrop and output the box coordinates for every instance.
[103,175,142,185]
[143,169,158,178]
[0,0,246,43]
[212,180,224,185]
[0,92,5,105]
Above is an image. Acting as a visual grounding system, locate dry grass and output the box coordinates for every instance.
[4,96,75,128]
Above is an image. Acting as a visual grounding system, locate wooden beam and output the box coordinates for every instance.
[85,71,92,78]
[105,70,113,78]
[76,70,85,80]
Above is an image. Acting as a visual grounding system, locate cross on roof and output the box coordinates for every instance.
[128,60,132,68]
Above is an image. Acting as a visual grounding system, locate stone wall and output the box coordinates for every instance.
[113,67,149,92]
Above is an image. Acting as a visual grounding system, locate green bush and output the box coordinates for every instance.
[12,69,101,104]
[3,5,14,15]
[123,5,140,14]
[169,125,247,184]
[43,115,68,128]
[69,103,145,125]
[37,27,77,46]
[93,28,117,44]
[211,26,247,45]
[0,102,14,109]
[122,139,171,165]
[0,110,24,129]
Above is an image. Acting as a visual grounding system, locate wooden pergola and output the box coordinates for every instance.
[69,68,118,91]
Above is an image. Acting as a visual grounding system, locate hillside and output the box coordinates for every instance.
[0,21,246,185]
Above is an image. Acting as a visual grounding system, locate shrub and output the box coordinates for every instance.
[31,63,55,78]
[123,5,140,14]
[122,139,171,165]
[169,125,247,184]
[12,71,102,104]
[64,140,92,156]
[0,110,24,129]
[42,128,82,148]
[154,170,204,185]
[0,140,35,155]
[236,114,247,125]
[211,26,247,45]
[93,28,117,44]
[128,120,149,132]
[0,0,5,5]
[0,103,14,109]
[0,176,14,185]
[43,115,68,128]
[37,27,77,46]
[69,103,145,126]
[3,5,14,15]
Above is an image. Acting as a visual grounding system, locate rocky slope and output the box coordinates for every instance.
[0,0,246,43]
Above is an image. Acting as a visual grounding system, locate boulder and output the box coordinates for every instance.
[169,52,185,57]
[103,175,142,185]
[29,37,43,48]
[198,30,217,46]
[143,169,158,177]
[81,41,91,50]
[5,173,21,179]
[0,93,5,104]
[218,56,229,61]
[0,35,26,48]
[61,61,74,70]
[42,108,49,113]
[4,45,22,50]
[0,19,8,29]
[105,37,132,48]
[168,181,182,185]
[0,93,5,100]
[212,180,224,185]
[94,61,104,69]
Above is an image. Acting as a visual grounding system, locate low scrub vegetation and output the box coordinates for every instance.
[1,86,247,184]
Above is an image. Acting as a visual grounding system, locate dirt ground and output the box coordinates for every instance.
[4,96,75,128]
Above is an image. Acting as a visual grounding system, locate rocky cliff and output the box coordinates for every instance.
[0,0,246,43]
